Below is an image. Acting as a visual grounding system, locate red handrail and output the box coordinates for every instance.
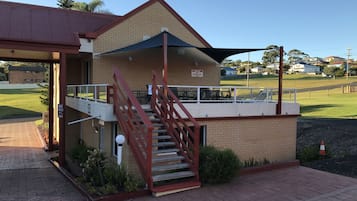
[151,71,200,180]
[112,69,154,190]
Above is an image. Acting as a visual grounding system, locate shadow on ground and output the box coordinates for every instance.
[300,104,337,113]
[0,106,41,120]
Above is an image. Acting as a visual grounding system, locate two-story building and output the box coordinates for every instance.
[0,0,299,196]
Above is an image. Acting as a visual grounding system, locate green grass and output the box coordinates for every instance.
[298,89,357,118]
[0,88,47,119]
[221,74,357,89]
[222,75,357,118]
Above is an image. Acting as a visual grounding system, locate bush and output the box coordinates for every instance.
[69,142,93,165]
[297,143,330,163]
[103,162,127,189]
[81,149,106,186]
[199,145,240,184]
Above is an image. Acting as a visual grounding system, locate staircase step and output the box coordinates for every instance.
[152,171,195,182]
[152,163,190,172]
[153,135,171,140]
[152,155,184,163]
[152,141,175,147]
[152,123,164,127]
[152,180,201,197]
[153,129,167,134]
[153,148,179,154]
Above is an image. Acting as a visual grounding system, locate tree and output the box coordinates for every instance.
[262,45,280,66]
[323,67,345,78]
[57,0,74,8]
[72,0,104,13]
[287,49,309,65]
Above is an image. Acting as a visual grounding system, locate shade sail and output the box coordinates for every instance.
[100,31,265,63]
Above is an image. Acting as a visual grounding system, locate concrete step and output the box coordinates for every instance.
[152,155,184,163]
[153,148,179,154]
[152,163,190,172]
[152,141,175,147]
[153,135,171,140]
[152,171,195,182]
[153,129,167,134]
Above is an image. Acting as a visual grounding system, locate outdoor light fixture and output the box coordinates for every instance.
[115,134,125,165]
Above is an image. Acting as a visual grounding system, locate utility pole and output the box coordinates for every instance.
[347,48,351,80]
[246,52,250,87]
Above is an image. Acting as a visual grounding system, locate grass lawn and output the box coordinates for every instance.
[222,74,357,118]
[221,74,357,89]
[298,89,357,118]
[0,88,47,119]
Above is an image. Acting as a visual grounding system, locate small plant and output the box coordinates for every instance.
[199,145,240,184]
[81,149,106,186]
[242,158,270,168]
[124,174,140,192]
[297,143,330,163]
[103,162,127,189]
[69,142,93,165]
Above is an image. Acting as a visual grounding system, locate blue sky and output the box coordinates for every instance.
[5,0,357,62]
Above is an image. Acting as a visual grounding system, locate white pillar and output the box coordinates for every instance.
[115,135,125,165]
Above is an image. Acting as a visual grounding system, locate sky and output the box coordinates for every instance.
[4,0,357,62]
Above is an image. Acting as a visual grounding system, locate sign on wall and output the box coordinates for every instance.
[191,69,203,77]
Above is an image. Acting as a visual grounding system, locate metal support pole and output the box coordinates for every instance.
[277,46,283,115]
[59,53,67,166]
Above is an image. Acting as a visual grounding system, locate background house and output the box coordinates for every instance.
[288,63,321,74]
[221,66,237,76]
[8,66,46,84]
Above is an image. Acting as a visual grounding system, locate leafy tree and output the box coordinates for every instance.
[72,0,104,13]
[287,49,309,64]
[57,0,73,8]
[323,67,345,78]
[262,45,280,65]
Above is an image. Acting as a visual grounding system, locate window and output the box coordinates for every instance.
[112,123,119,156]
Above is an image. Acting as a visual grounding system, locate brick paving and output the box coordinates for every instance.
[0,118,87,201]
[131,167,357,201]
[2,119,357,201]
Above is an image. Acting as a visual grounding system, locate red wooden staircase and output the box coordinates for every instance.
[112,69,200,196]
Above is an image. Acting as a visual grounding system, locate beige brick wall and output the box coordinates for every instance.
[92,1,219,89]
[198,116,297,163]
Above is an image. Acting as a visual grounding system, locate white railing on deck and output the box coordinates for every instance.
[166,85,297,104]
[67,84,111,103]
[66,84,297,104]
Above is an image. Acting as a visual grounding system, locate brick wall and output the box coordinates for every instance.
[198,116,297,163]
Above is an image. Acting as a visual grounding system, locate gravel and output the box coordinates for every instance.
[297,118,357,178]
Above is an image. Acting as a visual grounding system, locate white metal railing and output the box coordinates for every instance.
[67,84,111,103]
[165,85,297,104]
[66,84,297,104]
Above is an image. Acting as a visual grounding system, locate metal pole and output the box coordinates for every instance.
[247,52,250,87]
[59,53,67,166]
[277,46,283,115]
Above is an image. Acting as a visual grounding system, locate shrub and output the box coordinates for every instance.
[297,143,330,163]
[124,174,140,192]
[81,149,106,186]
[69,142,93,165]
[103,162,127,189]
[199,145,240,184]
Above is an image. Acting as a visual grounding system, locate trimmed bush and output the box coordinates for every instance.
[199,145,240,184]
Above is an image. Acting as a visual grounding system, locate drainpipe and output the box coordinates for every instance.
[115,135,125,165]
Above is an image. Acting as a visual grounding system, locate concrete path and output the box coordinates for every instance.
[0,118,87,201]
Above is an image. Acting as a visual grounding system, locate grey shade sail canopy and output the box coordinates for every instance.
[100,31,265,63]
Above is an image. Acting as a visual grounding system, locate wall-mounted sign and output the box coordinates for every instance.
[58,104,63,118]
[191,69,203,77]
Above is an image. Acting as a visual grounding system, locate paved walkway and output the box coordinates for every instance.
[0,118,87,201]
[132,167,357,201]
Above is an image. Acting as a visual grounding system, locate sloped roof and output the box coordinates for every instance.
[0,1,120,52]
